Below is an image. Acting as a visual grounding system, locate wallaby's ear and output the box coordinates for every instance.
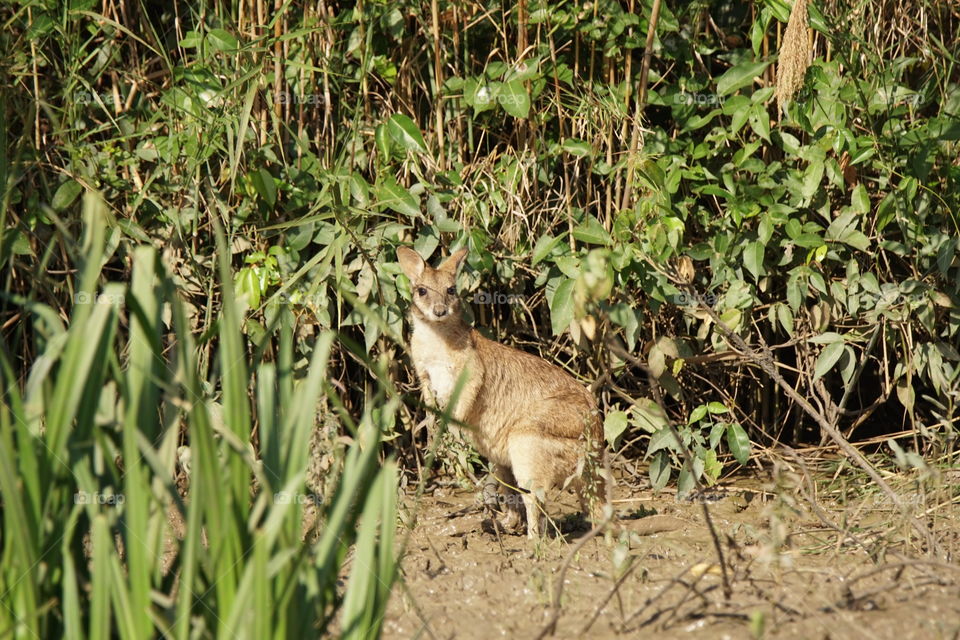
[397,247,425,281]
[438,247,468,274]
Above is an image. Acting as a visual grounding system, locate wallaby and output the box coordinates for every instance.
[398,245,606,538]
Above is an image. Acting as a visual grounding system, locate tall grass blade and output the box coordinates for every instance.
[0,354,40,639]
[122,246,164,639]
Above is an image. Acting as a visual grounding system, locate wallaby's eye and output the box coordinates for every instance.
[446,287,456,295]
[417,287,427,297]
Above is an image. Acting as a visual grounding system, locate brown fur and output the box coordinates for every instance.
[398,246,606,537]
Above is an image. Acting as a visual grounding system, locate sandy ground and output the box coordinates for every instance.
[382,464,960,639]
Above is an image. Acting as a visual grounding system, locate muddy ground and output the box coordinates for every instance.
[381,460,960,639]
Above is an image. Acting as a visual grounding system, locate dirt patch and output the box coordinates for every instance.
[383,465,960,639]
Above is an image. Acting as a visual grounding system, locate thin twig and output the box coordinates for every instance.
[534,520,607,639]
[782,446,876,560]
[580,561,639,635]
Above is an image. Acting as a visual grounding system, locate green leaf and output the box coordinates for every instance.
[896,377,915,412]
[688,404,708,424]
[549,278,574,335]
[748,102,771,141]
[375,123,391,160]
[808,331,844,344]
[776,302,794,334]
[758,215,774,245]
[726,423,751,465]
[730,99,752,133]
[532,234,562,265]
[849,147,875,165]
[609,302,640,351]
[604,411,629,449]
[743,241,765,281]
[838,229,870,251]
[562,138,593,158]
[52,179,83,211]
[572,215,612,245]
[786,273,802,311]
[938,238,959,276]
[709,422,726,450]
[649,451,671,491]
[801,162,825,200]
[207,28,239,51]
[750,8,769,54]
[839,345,856,385]
[716,59,773,96]
[719,307,742,330]
[703,449,722,484]
[647,427,681,456]
[179,30,202,48]
[813,340,845,380]
[413,226,439,260]
[25,12,54,39]
[90,515,111,639]
[677,467,695,496]
[850,184,870,214]
[808,271,828,294]
[377,178,420,217]
[634,398,669,433]
[250,168,277,207]
[386,113,427,153]
[706,402,728,414]
[826,210,870,251]
[498,79,530,118]
[554,256,581,279]
[235,267,261,307]
[215,227,253,505]
[691,454,706,480]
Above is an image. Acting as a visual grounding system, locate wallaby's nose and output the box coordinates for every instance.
[433,306,447,317]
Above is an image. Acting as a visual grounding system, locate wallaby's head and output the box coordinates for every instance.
[397,246,468,323]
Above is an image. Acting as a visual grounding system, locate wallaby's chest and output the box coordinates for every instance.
[410,324,470,407]
[421,356,459,406]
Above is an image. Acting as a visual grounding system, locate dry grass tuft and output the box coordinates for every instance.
[776,0,812,116]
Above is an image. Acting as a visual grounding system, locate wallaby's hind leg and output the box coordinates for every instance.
[509,430,605,538]
[508,433,557,538]
[486,464,524,532]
